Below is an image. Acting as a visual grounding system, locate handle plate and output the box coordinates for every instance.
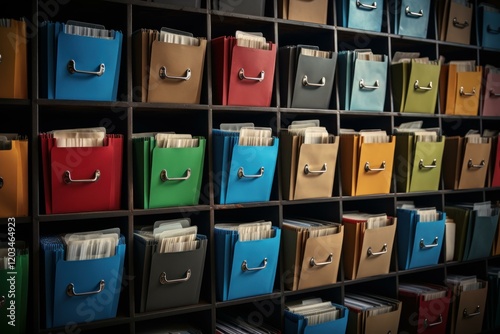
[359,79,380,90]
[67,280,105,297]
[452,17,469,29]
[367,243,388,257]
[160,168,191,182]
[460,86,476,96]
[160,269,191,284]
[424,314,443,328]
[63,170,101,184]
[304,163,327,175]
[302,75,326,87]
[364,161,386,172]
[242,258,268,272]
[414,80,432,91]
[420,236,439,249]
[310,253,333,267]
[468,159,485,169]
[489,89,500,97]
[419,158,437,169]
[487,25,500,34]
[405,6,423,17]
[159,66,191,80]
[238,68,265,82]
[463,305,481,318]
[67,59,105,76]
[356,0,377,10]
[238,167,264,179]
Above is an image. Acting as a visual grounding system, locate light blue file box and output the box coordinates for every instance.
[479,4,500,50]
[349,55,388,111]
[339,0,384,32]
[463,209,499,261]
[396,0,431,38]
[397,208,446,270]
[215,226,281,301]
[285,303,349,334]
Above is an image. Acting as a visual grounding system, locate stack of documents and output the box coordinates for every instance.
[212,123,279,204]
[486,267,500,330]
[216,312,280,334]
[0,18,27,99]
[393,0,431,38]
[132,27,206,103]
[391,52,441,114]
[279,45,337,109]
[211,31,276,106]
[446,274,488,334]
[442,131,492,189]
[337,0,384,32]
[445,201,499,261]
[477,2,500,49]
[284,298,349,333]
[39,20,123,101]
[214,220,281,301]
[0,239,28,334]
[280,120,339,200]
[133,131,205,209]
[282,218,343,290]
[344,292,402,333]
[341,212,397,279]
[338,49,388,112]
[396,203,446,270]
[134,218,207,312]
[437,0,473,44]
[482,65,500,116]
[278,0,329,24]
[393,121,444,192]
[40,228,126,328]
[398,282,451,334]
[339,129,395,196]
[39,127,124,214]
[0,134,28,217]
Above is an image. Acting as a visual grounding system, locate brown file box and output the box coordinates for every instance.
[279,0,328,25]
[347,299,402,334]
[0,19,27,99]
[440,64,482,116]
[447,280,488,334]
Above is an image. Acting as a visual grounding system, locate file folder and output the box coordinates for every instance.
[133,136,205,209]
[340,134,395,196]
[211,35,276,107]
[212,129,279,204]
[213,0,266,16]
[440,64,482,116]
[214,226,281,301]
[0,241,29,334]
[482,66,500,116]
[394,0,431,38]
[338,0,385,32]
[442,136,491,190]
[394,134,445,192]
[345,294,402,334]
[284,303,349,334]
[396,208,446,270]
[279,45,337,109]
[40,234,126,328]
[39,21,123,101]
[478,4,500,50]
[134,233,207,312]
[40,133,124,214]
[0,136,28,217]
[391,59,441,114]
[280,130,339,200]
[447,279,488,334]
[438,0,473,44]
[278,0,329,25]
[0,18,27,99]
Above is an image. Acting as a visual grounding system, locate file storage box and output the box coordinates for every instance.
[439,0,473,44]
[347,299,402,333]
[338,0,385,32]
[440,64,482,116]
[213,0,266,16]
[215,226,281,301]
[0,18,28,99]
[0,137,28,217]
[396,209,446,270]
[482,67,500,116]
[279,0,329,25]
[478,4,500,50]
[394,0,431,38]
[447,280,488,334]
[284,303,349,334]
[134,234,207,312]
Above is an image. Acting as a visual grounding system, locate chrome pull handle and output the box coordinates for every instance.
[356,0,377,10]
[0,177,3,189]
[238,68,265,82]
[414,80,432,91]
[364,161,386,172]
[463,305,481,318]
[424,314,443,328]
[242,258,267,272]
[67,59,105,76]
[419,159,437,169]
[63,170,101,184]
[453,17,469,29]
[359,79,380,90]
[302,75,326,87]
[159,66,191,80]
[67,280,105,297]
[487,25,500,34]
[489,89,500,97]
[460,86,476,96]
[310,253,333,267]
[160,269,191,284]
[160,168,191,182]
[405,6,423,17]
[468,159,485,169]
[367,243,388,257]
[238,167,264,179]
[420,237,439,249]
[304,163,327,175]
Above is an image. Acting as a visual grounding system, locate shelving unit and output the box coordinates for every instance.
[2,0,500,332]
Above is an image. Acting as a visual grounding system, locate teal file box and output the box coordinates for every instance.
[284,303,349,334]
[463,209,499,261]
[479,4,500,50]
[349,56,388,111]
[397,208,446,270]
[339,0,384,32]
[395,0,431,38]
[215,226,281,301]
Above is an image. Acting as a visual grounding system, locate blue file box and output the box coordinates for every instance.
[284,303,349,334]
[339,0,384,32]
[397,208,446,270]
[41,235,126,328]
[478,4,500,50]
[395,0,431,38]
[40,21,123,101]
[212,129,279,204]
[215,226,281,301]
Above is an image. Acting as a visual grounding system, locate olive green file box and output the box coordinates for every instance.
[391,59,441,114]
[133,136,206,208]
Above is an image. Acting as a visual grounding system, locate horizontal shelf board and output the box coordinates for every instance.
[214,201,280,210]
[37,210,130,222]
[215,292,282,308]
[283,282,343,297]
[38,316,131,333]
[437,39,480,50]
[394,112,440,118]
[342,271,398,286]
[276,17,335,31]
[281,197,341,206]
[0,98,31,106]
[211,105,279,113]
[395,190,443,198]
[131,102,210,111]
[389,33,441,45]
[36,99,130,109]
[132,205,211,216]
[396,263,446,275]
[278,108,338,114]
[339,110,392,117]
[209,10,276,23]
[0,216,32,225]
[445,258,490,267]
[133,302,213,321]
[442,188,490,195]
[340,193,396,201]
[336,26,389,38]
[135,0,208,14]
